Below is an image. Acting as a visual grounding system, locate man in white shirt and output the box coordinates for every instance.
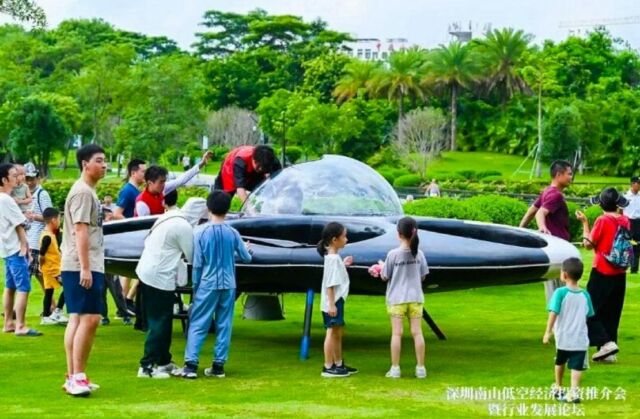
[623,176,640,273]
[1,163,41,336]
[25,162,53,292]
[135,196,207,378]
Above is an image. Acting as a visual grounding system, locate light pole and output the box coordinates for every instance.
[281,110,287,165]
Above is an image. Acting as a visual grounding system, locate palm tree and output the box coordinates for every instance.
[333,59,379,102]
[475,28,533,103]
[367,48,427,123]
[424,41,481,151]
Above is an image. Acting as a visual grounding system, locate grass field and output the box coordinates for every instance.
[426,152,629,184]
[0,249,638,418]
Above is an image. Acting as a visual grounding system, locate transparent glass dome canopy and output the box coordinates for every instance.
[241,155,403,216]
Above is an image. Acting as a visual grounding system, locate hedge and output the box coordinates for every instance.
[393,174,422,188]
[403,194,608,242]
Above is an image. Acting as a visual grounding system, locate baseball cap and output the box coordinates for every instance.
[24,162,38,177]
[631,176,639,184]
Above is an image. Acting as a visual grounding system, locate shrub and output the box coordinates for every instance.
[366,146,401,168]
[479,175,504,184]
[393,174,422,188]
[477,170,502,179]
[455,170,477,181]
[464,195,529,226]
[284,146,303,164]
[404,197,490,222]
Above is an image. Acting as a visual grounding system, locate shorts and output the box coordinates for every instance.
[62,271,104,315]
[322,298,345,329]
[28,249,40,277]
[4,252,31,292]
[43,273,62,290]
[387,302,424,319]
[555,349,588,371]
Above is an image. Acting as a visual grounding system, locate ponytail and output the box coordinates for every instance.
[397,216,419,257]
[317,222,346,257]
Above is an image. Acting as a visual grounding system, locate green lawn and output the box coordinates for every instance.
[0,250,638,418]
[425,152,630,184]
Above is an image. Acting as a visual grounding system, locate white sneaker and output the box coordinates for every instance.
[66,378,91,397]
[51,308,68,324]
[156,362,180,375]
[592,341,619,361]
[138,366,170,379]
[385,365,401,378]
[601,354,617,364]
[40,316,57,325]
[415,365,427,379]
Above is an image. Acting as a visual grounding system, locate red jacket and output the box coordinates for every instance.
[134,188,165,216]
[219,146,256,193]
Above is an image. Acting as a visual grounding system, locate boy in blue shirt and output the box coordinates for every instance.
[177,191,252,379]
[543,257,594,404]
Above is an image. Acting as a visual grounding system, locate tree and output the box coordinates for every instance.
[368,49,427,123]
[393,107,447,179]
[206,107,261,148]
[8,97,68,175]
[0,0,46,27]
[425,41,480,151]
[540,105,583,164]
[475,28,533,103]
[300,52,351,103]
[333,59,380,103]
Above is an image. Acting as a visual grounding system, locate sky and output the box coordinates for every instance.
[2,0,640,50]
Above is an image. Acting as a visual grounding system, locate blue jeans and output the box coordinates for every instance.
[184,288,235,366]
[4,252,30,292]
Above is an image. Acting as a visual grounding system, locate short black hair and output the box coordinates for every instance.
[164,189,178,207]
[127,158,146,177]
[42,207,60,223]
[207,190,231,215]
[76,144,105,169]
[253,145,279,173]
[0,163,14,186]
[562,257,583,281]
[144,165,168,182]
[550,160,572,178]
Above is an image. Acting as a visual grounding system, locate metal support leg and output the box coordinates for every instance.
[299,288,314,360]
[422,308,446,340]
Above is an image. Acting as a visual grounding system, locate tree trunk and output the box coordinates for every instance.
[450,84,457,151]
[62,136,73,170]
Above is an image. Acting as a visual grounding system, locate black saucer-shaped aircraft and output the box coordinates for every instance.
[103,156,579,357]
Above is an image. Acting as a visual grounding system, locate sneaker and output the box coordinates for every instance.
[337,362,358,375]
[66,378,91,397]
[551,384,565,401]
[204,362,225,378]
[101,317,110,326]
[62,375,71,393]
[321,364,349,378]
[176,364,198,379]
[385,365,401,378]
[157,362,180,375]
[125,299,136,316]
[137,366,170,379]
[40,316,57,325]
[592,341,619,361]
[564,388,581,404]
[123,317,133,326]
[601,354,618,363]
[415,365,427,379]
[86,379,100,391]
[51,308,68,324]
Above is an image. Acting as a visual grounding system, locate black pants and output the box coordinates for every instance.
[587,268,626,347]
[629,218,640,273]
[139,282,175,367]
[101,274,129,319]
[43,289,65,317]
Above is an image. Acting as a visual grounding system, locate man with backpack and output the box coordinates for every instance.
[24,163,53,292]
[576,188,631,363]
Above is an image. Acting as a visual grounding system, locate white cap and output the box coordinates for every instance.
[180,197,208,227]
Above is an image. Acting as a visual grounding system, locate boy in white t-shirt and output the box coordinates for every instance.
[543,257,594,404]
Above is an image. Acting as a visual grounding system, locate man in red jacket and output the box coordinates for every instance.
[213,145,281,203]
